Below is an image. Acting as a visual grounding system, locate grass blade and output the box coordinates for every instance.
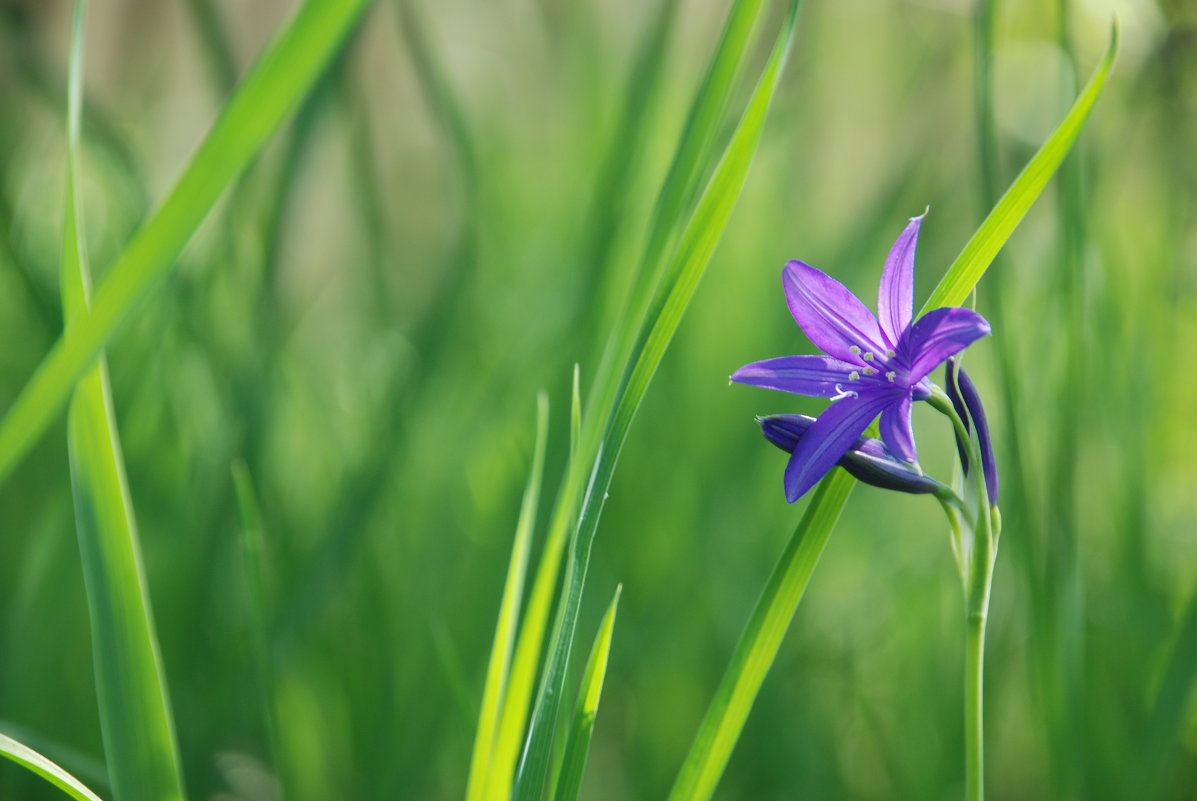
[919,23,1117,314]
[0,732,105,801]
[60,5,186,801]
[513,6,802,798]
[466,394,550,801]
[550,586,621,801]
[666,471,853,801]
[0,0,372,487]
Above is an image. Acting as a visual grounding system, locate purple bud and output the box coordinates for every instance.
[758,414,943,495]
[954,366,998,504]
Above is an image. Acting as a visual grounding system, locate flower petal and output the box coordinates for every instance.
[782,261,888,365]
[757,414,942,495]
[782,388,899,502]
[898,307,991,383]
[877,212,924,347]
[879,392,917,464]
[731,355,859,398]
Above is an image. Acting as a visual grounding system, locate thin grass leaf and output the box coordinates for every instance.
[465,394,550,801]
[513,7,802,799]
[919,22,1117,314]
[0,732,105,801]
[0,0,372,487]
[667,471,854,801]
[550,586,621,801]
[60,6,187,800]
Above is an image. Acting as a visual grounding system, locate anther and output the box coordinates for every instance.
[886,349,896,358]
[886,371,896,382]
[849,345,862,355]
[848,371,860,381]
[862,366,877,376]
[863,352,875,361]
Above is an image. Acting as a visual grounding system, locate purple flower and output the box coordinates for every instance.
[732,213,991,502]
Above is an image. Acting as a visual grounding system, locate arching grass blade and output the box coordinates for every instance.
[919,23,1117,314]
[0,732,106,801]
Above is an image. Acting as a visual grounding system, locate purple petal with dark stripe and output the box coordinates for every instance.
[898,307,991,383]
[782,389,900,502]
[782,261,888,365]
[757,414,941,495]
[877,213,924,348]
[731,355,859,398]
[880,393,917,464]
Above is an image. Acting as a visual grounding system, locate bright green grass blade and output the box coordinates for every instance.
[57,11,184,801]
[667,471,853,801]
[0,732,106,801]
[0,0,372,487]
[465,394,550,801]
[918,22,1117,314]
[550,586,621,801]
[513,7,801,799]
[581,0,768,479]
[60,6,187,801]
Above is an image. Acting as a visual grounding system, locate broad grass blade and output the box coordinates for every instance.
[550,586,621,801]
[0,732,105,801]
[513,6,802,799]
[465,395,550,801]
[0,0,372,487]
[667,471,853,801]
[60,5,186,801]
[919,23,1117,314]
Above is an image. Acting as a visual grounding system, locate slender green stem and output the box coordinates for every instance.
[928,383,999,801]
[964,602,987,801]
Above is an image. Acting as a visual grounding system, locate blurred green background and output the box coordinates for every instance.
[1,0,1196,798]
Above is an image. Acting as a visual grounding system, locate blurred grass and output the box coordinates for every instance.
[1,1,1196,799]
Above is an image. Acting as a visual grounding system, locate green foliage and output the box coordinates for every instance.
[0,2,1192,800]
